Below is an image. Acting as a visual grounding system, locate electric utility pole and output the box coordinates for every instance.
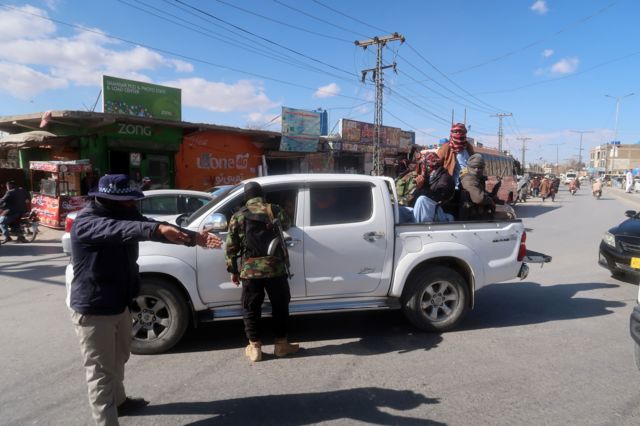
[570,130,593,170]
[491,112,512,153]
[550,143,561,175]
[355,32,405,176]
[516,137,531,172]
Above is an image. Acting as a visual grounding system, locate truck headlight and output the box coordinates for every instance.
[602,232,616,248]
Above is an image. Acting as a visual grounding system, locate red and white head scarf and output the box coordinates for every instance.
[449,123,468,153]
[420,152,443,176]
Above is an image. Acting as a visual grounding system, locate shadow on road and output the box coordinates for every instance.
[173,310,443,357]
[129,387,443,425]
[513,203,561,218]
[0,248,67,285]
[460,281,624,330]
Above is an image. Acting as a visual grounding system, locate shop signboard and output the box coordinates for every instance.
[280,107,321,152]
[341,119,413,152]
[102,75,181,121]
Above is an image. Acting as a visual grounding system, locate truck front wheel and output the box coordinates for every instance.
[402,266,469,332]
[130,277,190,355]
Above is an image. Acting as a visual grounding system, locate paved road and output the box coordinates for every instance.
[1,187,639,425]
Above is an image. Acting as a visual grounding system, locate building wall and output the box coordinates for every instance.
[176,131,263,190]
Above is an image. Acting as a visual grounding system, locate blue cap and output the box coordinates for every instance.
[88,174,144,201]
[439,138,449,144]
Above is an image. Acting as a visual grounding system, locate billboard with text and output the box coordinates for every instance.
[280,107,321,152]
[103,75,181,121]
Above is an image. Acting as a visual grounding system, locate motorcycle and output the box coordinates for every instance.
[0,210,39,244]
[593,189,602,200]
[569,187,577,196]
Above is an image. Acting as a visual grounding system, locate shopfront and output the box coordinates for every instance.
[175,130,264,191]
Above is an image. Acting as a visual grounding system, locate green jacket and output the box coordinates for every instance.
[225,197,291,279]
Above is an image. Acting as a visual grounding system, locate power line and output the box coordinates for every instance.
[212,0,351,43]
[0,3,374,104]
[272,0,370,39]
[119,0,356,83]
[451,1,618,75]
[171,0,357,79]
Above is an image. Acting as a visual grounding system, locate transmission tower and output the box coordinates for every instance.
[491,113,512,153]
[355,33,405,176]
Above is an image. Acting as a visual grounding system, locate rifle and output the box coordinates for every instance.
[268,218,293,279]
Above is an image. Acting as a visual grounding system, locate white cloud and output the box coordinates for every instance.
[246,112,282,129]
[0,62,67,99]
[0,5,56,41]
[0,5,196,99]
[533,67,545,76]
[530,0,548,15]
[542,49,554,58]
[313,82,340,99]
[550,57,579,75]
[163,78,279,113]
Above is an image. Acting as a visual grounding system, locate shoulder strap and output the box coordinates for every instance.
[266,204,274,222]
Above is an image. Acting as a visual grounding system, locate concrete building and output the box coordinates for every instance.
[589,143,640,175]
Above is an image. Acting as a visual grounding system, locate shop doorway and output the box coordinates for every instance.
[109,151,130,175]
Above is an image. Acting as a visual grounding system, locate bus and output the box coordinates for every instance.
[473,146,518,205]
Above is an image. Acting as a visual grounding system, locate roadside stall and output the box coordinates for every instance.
[30,160,92,229]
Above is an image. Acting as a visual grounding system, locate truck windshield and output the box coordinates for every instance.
[184,183,240,226]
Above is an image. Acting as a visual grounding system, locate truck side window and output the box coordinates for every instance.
[310,185,372,226]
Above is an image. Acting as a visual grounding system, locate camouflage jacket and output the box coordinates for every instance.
[395,171,418,206]
[225,197,291,279]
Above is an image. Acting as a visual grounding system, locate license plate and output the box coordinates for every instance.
[631,257,640,269]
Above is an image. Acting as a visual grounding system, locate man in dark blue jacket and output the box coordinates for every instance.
[68,174,221,425]
[0,180,28,242]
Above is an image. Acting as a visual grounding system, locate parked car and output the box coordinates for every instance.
[598,210,640,278]
[564,172,577,184]
[61,189,214,254]
[65,174,550,354]
[206,184,235,198]
[632,294,640,369]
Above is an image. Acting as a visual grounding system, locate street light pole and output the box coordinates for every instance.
[605,93,634,142]
[550,143,561,175]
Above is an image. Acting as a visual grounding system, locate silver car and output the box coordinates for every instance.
[61,189,214,255]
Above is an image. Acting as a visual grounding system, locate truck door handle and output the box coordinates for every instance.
[287,238,301,247]
[363,231,384,242]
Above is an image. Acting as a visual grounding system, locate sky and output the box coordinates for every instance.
[0,0,639,168]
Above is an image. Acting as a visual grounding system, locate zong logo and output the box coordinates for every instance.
[118,123,152,136]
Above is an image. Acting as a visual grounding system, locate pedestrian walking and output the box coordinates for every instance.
[225,181,300,362]
[626,170,634,193]
[68,174,222,426]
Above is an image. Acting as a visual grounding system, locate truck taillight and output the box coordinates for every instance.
[64,216,74,233]
[517,230,527,262]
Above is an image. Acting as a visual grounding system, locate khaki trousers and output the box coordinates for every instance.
[71,309,131,426]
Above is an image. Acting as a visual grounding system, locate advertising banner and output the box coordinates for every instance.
[341,119,414,152]
[103,75,181,121]
[280,107,321,152]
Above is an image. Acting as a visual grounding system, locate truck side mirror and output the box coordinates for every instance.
[203,213,228,232]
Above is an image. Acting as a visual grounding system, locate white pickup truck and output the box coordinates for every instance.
[65,173,550,354]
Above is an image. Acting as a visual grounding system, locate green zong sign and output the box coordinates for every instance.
[102,75,181,121]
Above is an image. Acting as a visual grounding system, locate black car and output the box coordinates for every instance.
[598,210,640,277]
[598,210,640,368]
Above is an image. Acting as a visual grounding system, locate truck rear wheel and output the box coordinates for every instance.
[130,277,189,355]
[402,266,469,332]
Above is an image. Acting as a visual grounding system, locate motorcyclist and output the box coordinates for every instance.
[592,179,603,198]
[569,178,579,194]
[0,180,28,242]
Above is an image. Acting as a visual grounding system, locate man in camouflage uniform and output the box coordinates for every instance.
[225,182,300,362]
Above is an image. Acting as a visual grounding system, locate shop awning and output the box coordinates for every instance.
[0,130,72,148]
